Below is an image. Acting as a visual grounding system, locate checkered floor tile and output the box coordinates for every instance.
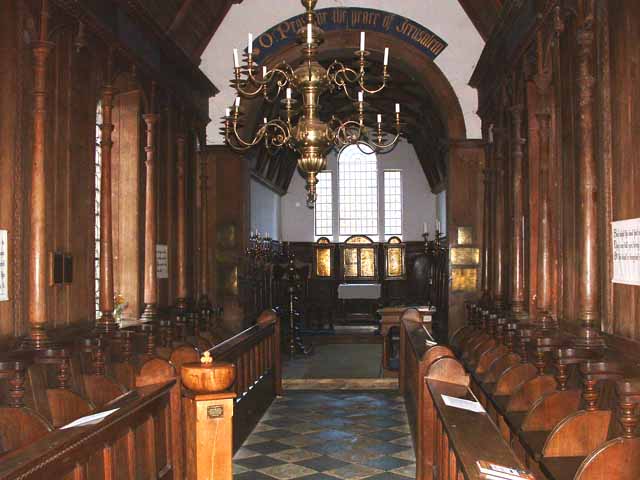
[234,391,415,479]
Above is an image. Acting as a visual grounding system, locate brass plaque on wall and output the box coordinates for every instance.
[457,226,473,245]
[316,248,332,277]
[360,248,376,277]
[386,247,403,277]
[451,268,478,291]
[450,247,480,266]
[344,248,358,277]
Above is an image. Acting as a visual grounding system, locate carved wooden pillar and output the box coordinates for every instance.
[141,84,160,322]
[96,75,118,333]
[24,0,54,348]
[575,2,604,347]
[492,119,506,311]
[509,103,527,320]
[197,126,211,309]
[175,131,188,312]
[481,128,493,305]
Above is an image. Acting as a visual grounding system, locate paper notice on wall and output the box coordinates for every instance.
[156,244,169,279]
[612,219,640,286]
[0,230,8,301]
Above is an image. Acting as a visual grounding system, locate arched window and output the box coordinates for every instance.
[94,101,102,319]
[338,144,378,241]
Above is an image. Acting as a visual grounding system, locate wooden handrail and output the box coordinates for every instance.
[0,381,175,479]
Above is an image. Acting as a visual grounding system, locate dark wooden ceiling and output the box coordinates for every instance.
[457,0,503,41]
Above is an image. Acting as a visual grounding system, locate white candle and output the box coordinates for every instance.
[384,47,389,66]
[248,33,253,54]
[233,48,239,68]
[360,32,366,51]
[307,23,313,45]
[235,97,241,108]
[395,103,400,113]
[377,114,382,124]
[286,88,292,100]
[423,222,428,234]
[436,219,440,231]
[225,107,231,117]
[263,66,267,78]
[358,91,364,103]
[264,117,268,124]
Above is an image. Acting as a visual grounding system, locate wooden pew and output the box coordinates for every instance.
[425,356,530,479]
[399,308,454,480]
[0,381,176,479]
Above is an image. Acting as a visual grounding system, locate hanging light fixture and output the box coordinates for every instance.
[222,0,403,207]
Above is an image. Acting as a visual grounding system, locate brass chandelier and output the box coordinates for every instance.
[222,0,403,207]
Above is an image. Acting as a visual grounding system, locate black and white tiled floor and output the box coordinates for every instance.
[233,391,416,480]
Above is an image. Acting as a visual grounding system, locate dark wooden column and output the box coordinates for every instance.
[174,131,188,312]
[509,102,527,320]
[575,2,604,347]
[96,72,118,333]
[533,26,560,332]
[481,128,493,305]
[492,115,506,311]
[140,84,160,322]
[23,0,54,348]
[197,126,211,310]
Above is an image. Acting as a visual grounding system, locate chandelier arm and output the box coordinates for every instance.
[233,80,267,98]
[358,74,388,95]
[367,130,402,151]
[228,121,267,149]
[334,120,364,147]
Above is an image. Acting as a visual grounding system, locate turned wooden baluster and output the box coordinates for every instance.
[616,378,640,438]
[553,347,601,391]
[7,361,26,408]
[93,338,106,376]
[579,361,624,411]
[141,324,157,357]
[518,327,533,363]
[505,322,517,353]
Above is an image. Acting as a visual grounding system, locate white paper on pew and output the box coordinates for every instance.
[60,408,119,429]
[441,394,485,413]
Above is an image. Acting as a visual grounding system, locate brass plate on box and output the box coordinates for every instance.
[316,248,332,277]
[450,247,480,265]
[386,247,403,277]
[457,226,473,245]
[361,248,375,277]
[451,268,478,291]
[207,405,224,418]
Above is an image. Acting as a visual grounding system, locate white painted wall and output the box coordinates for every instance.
[250,178,282,240]
[201,0,484,144]
[281,140,437,242]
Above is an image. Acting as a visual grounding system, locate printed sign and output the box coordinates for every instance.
[612,218,640,286]
[156,244,169,279]
[0,230,7,301]
[252,8,447,63]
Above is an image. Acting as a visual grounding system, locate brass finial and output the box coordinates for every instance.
[200,351,213,365]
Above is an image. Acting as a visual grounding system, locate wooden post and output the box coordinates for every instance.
[96,59,118,334]
[481,129,493,305]
[492,114,506,311]
[141,83,160,322]
[175,130,188,312]
[509,103,527,321]
[198,126,211,310]
[575,1,604,348]
[23,0,54,348]
[183,391,235,480]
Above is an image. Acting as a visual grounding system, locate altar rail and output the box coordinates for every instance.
[0,381,175,480]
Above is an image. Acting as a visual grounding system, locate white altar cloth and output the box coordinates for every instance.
[338,283,382,299]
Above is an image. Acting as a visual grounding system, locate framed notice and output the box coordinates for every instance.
[156,244,169,279]
[0,230,8,301]
[612,218,640,286]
